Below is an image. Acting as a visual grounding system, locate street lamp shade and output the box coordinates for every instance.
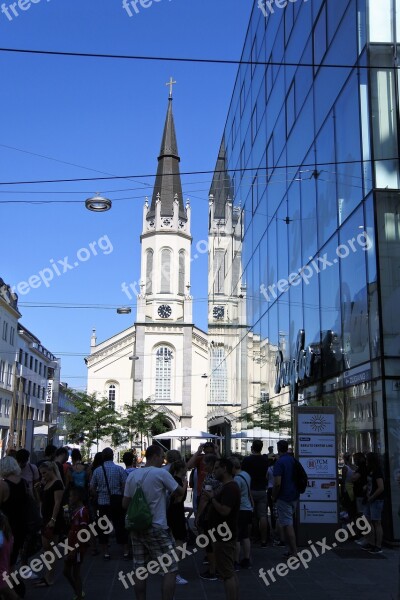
[85,194,112,212]
[117,307,132,315]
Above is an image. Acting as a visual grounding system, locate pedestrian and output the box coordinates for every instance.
[37,444,57,468]
[88,452,103,556]
[122,451,137,474]
[122,444,184,600]
[63,486,90,600]
[232,456,253,569]
[196,454,221,581]
[204,457,241,600]
[90,447,129,560]
[163,449,181,472]
[186,442,220,509]
[272,439,299,557]
[0,511,20,600]
[66,449,88,496]
[362,452,385,554]
[0,457,29,596]
[341,452,356,520]
[167,459,189,585]
[35,461,65,587]
[241,440,269,547]
[16,449,40,499]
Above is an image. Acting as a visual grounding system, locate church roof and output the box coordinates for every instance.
[209,136,234,220]
[148,97,186,220]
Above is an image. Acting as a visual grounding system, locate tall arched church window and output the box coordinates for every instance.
[178,250,185,295]
[155,347,173,401]
[108,384,116,410]
[210,346,227,403]
[146,250,154,295]
[160,249,172,293]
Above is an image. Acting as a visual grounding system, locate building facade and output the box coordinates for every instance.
[211,0,400,541]
[86,94,208,453]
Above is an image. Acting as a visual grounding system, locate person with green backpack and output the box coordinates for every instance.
[122,445,185,600]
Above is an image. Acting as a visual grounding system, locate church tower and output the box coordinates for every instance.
[86,86,208,452]
[136,90,193,324]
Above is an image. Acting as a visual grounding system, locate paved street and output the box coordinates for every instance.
[24,532,398,600]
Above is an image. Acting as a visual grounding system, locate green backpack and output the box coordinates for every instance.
[125,471,152,532]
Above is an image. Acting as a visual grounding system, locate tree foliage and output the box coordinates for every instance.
[120,400,168,448]
[243,400,293,438]
[65,391,119,456]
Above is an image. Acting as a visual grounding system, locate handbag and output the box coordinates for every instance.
[102,465,123,511]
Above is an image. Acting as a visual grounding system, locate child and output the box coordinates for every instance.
[0,512,20,599]
[63,487,90,600]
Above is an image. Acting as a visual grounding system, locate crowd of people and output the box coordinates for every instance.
[0,440,388,600]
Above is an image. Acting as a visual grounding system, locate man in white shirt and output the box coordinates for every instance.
[122,445,184,600]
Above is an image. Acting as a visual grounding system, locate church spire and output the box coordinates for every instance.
[147,86,186,221]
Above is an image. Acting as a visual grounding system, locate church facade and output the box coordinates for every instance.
[86,94,208,453]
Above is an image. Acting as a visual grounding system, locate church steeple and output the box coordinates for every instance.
[147,92,186,221]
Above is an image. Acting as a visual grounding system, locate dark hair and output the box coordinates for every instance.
[169,460,186,478]
[145,445,163,461]
[252,440,263,453]
[203,442,215,451]
[215,457,234,475]
[366,452,381,474]
[277,440,289,453]
[353,452,366,466]
[16,449,30,464]
[165,450,181,464]
[102,447,113,461]
[123,452,134,467]
[71,449,82,462]
[91,452,103,471]
[44,444,57,458]
[55,447,69,458]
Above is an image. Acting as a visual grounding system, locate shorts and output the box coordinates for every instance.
[363,499,384,521]
[276,499,297,527]
[251,490,267,519]
[131,526,178,574]
[98,504,128,545]
[238,510,252,541]
[212,540,236,580]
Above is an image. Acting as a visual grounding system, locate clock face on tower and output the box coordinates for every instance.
[158,304,172,319]
[213,306,225,320]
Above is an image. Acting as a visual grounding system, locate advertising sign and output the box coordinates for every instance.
[298,435,335,456]
[299,456,337,479]
[300,479,337,501]
[300,502,338,524]
[295,407,338,543]
[46,380,53,404]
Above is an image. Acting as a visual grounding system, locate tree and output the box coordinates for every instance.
[65,391,119,457]
[120,399,168,449]
[243,400,293,439]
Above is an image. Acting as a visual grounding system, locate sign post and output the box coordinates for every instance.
[295,406,339,545]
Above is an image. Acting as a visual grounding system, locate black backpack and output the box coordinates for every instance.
[292,458,308,494]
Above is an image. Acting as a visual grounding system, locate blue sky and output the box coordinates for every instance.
[0,0,251,389]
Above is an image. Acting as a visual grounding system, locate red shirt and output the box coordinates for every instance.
[68,506,89,548]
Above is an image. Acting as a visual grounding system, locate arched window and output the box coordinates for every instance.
[178,250,185,295]
[108,384,116,410]
[210,346,227,403]
[146,250,153,295]
[160,249,171,293]
[155,346,173,401]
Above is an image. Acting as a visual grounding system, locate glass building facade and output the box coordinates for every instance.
[210,0,400,541]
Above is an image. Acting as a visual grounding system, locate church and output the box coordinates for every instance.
[85,89,209,452]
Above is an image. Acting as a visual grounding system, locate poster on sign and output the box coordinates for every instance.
[297,413,335,435]
[298,435,336,456]
[300,479,337,501]
[300,501,338,524]
[299,456,337,479]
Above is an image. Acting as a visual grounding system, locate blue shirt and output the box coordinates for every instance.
[273,454,299,502]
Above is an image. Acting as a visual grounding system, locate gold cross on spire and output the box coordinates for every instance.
[166,76,177,99]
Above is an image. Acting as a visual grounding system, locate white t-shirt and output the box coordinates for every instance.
[124,466,178,529]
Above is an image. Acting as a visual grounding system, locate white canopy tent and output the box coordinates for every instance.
[231,428,280,453]
[153,427,223,455]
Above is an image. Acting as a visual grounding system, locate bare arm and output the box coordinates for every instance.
[49,489,64,527]
[271,475,281,502]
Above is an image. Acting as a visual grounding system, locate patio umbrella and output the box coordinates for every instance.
[153,427,223,455]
